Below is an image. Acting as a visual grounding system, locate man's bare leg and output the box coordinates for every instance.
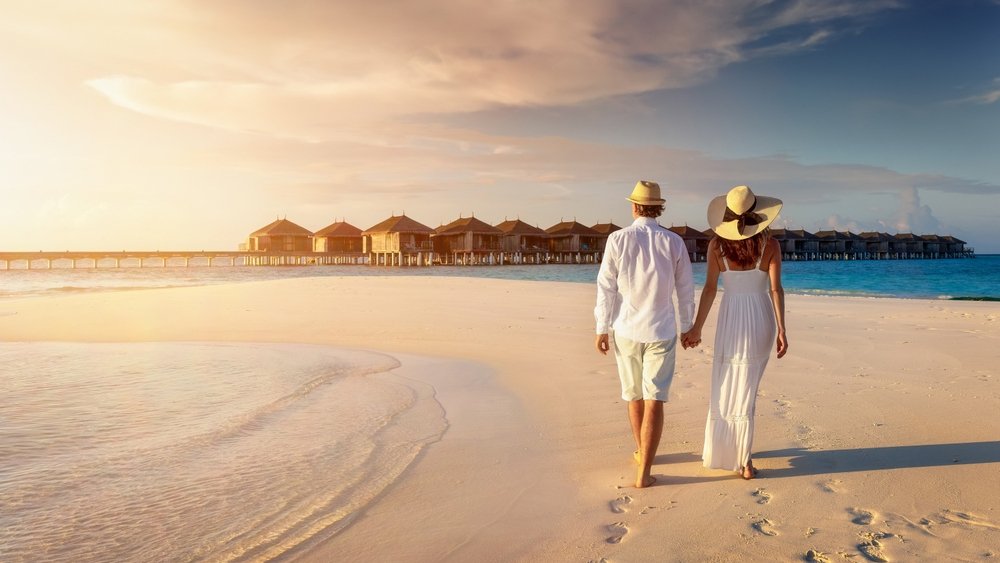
[636,400,663,487]
[627,400,643,461]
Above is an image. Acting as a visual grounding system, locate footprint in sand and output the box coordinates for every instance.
[804,549,831,563]
[857,531,894,562]
[610,495,633,514]
[606,522,629,544]
[751,517,779,536]
[849,507,876,525]
[938,509,1000,530]
[752,488,772,505]
[820,479,844,493]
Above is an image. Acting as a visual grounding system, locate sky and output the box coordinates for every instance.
[1,0,998,252]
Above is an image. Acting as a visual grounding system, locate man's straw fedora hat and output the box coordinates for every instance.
[626,180,666,205]
[707,185,783,241]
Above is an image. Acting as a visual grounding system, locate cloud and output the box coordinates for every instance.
[892,186,940,233]
[63,0,904,139]
[946,77,1000,105]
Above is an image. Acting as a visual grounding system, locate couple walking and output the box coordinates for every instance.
[595,181,788,488]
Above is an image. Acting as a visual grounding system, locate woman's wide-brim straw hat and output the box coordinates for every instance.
[626,180,666,205]
[707,185,783,241]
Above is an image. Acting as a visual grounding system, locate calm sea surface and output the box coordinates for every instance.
[1,254,997,300]
[1,256,996,561]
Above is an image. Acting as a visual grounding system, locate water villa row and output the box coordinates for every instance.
[0,215,972,270]
[241,215,973,266]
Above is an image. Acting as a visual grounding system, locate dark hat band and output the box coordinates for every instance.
[722,200,764,235]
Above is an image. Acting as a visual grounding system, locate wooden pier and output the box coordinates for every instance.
[1,226,973,270]
[0,251,368,270]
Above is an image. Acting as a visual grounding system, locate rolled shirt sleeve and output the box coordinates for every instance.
[672,238,696,333]
[594,235,619,334]
[593,217,695,343]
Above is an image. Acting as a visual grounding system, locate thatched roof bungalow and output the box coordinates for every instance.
[313,220,363,253]
[590,222,621,252]
[247,218,313,252]
[432,216,503,254]
[495,219,547,253]
[668,226,711,260]
[859,232,891,254]
[920,234,942,254]
[814,230,865,255]
[893,233,924,254]
[772,229,819,255]
[940,235,967,254]
[362,214,434,255]
[545,220,601,253]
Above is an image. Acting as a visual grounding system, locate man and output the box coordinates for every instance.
[595,180,695,488]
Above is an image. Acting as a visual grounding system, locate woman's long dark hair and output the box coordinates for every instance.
[716,228,770,268]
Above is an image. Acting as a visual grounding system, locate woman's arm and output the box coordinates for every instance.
[766,238,788,358]
[684,239,721,348]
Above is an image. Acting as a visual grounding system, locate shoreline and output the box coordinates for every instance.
[1,276,998,561]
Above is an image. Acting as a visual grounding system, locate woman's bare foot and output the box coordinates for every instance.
[635,475,657,488]
[740,462,759,480]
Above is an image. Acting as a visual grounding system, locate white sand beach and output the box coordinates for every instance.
[1,276,998,562]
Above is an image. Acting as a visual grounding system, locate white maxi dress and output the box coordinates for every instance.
[702,253,776,472]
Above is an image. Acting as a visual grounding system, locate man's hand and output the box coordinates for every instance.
[595,333,610,355]
[681,328,702,349]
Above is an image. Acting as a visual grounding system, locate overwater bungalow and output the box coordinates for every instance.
[772,229,820,260]
[312,220,365,264]
[363,214,435,267]
[814,230,865,259]
[545,221,602,263]
[921,234,942,257]
[247,218,313,252]
[941,235,969,256]
[859,231,891,258]
[495,219,548,264]
[432,216,503,265]
[892,233,918,257]
[590,222,622,253]
[668,226,711,262]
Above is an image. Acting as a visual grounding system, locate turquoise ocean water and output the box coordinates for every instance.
[1,254,997,300]
[1,256,996,561]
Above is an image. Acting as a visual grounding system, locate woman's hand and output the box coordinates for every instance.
[682,327,702,349]
[776,331,788,358]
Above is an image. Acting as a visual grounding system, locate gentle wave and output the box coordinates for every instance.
[0,342,448,563]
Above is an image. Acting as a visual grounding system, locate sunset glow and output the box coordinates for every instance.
[1,1,998,251]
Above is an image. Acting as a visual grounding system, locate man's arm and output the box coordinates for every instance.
[594,236,619,354]
[673,238,696,333]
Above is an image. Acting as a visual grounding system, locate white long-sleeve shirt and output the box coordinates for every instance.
[594,217,695,342]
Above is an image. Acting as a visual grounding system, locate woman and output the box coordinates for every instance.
[683,185,788,480]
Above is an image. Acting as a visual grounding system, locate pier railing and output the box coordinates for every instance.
[0,244,976,270]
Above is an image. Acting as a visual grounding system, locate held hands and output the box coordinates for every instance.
[681,328,702,349]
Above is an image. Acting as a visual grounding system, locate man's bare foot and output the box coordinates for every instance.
[635,475,657,488]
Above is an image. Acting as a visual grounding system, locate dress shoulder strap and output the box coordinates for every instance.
[755,246,767,270]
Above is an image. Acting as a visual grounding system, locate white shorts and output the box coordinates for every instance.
[613,335,677,401]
